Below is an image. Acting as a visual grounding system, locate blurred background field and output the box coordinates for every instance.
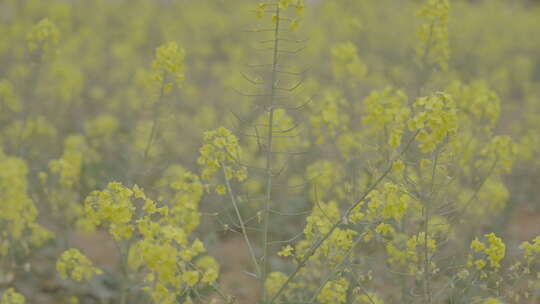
[1,0,540,303]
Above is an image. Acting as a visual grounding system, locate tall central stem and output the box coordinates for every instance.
[423,152,438,304]
[261,3,281,303]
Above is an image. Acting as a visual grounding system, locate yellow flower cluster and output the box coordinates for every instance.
[448,81,501,131]
[269,201,355,302]
[154,165,205,234]
[255,3,267,19]
[279,180,415,301]
[41,135,99,225]
[0,80,21,113]
[317,278,349,304]
[198,127,246,193]
[477,135,517,174]
[265,271,288,298]
[278,245,294,257]
[482,298,504,304]
[133,220,217,300]
[308,90,350,146]
[82,182,137,240]
[385,232,437,276]
[278,0,304,10]
[519,236,540,264]
[129,229,214,302]
[151,42,185,94]
[508,234,540,302]
[56,248,103,282]
[330,42,368,81]
[0,150,52,256]
[49,135,89,188]
[77,173,218,303]
[408,92,458,153]
[256,0,304,31]
[349,182,412,226]
[468,233,506,278]
[196,256,220,283]
[363,87,410,148]
[26,18,60,54]
[416,0,450,70]
[302,201,340,239]
[0,289,25,304]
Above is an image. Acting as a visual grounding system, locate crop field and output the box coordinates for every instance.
[0,0,540,303]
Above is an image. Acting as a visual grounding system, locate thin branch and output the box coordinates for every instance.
[222,166,261,277]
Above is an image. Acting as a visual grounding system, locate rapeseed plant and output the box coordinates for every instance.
[0,0,538,303]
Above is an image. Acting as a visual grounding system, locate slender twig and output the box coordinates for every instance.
[349,270,378,304]
[222,166,261,277]
[143,77,166,161]
[423,150,439,304]
[113,241,130,304]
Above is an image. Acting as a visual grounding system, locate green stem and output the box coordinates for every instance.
[261,2,281,303]
[143,76,166,161]
[115,241,130,304]
[16,55,42,157]
[423,150,439,304]
[222,166,261,277]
